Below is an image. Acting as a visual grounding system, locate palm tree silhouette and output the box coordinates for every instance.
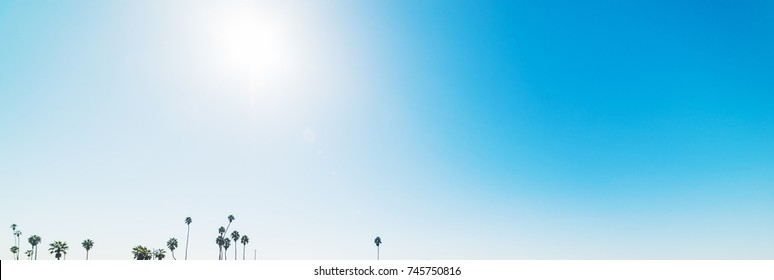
[223,238,231,260]
[12,229,22,260]
[10,224,18,260]
[10,246,18,260]
[374,236,382,260]
[230,231,240,260]
[49,241,69,260]
[25,249,33,260]
[218,227,226,259]
[132,245,151,260]
[81,239,94,260]
[28,235,41,260]
[167,238,179,260]
[215,235,225,260]
[184,217,192,260]
[240,235,249,260]
[225,215,235,236]
[153,248,167,260]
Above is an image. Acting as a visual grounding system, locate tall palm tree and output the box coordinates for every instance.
[230,231,240,260]
[10,224,17,245]
[10,246,18,260]
[132,245,151,260]
[10,224,18,259]
[184,217,192,260]
[374,236,382,260]
[49,241,69,260]
[215,236,225,260]
[223,238,231,260]
[13,230,22,260]
[167,238,178,260]
[225,215,235,236]
[82,239,94,260]
[240,235,249,260]
[28,235,41,260]
[153,248,166,260]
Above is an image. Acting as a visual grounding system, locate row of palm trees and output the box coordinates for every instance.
[10,224,95,260]
[11,219,384,260]
[214,214,251,260]
[132,215,250,260]
[131,245,167,260]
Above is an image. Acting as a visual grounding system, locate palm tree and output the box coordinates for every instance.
[240,235,249,260]
[215,236,225,260]
[230,231,240,260]
[13,230,22,260]
[153,248,166,260]
[132,245,151,260]
[82,239,94,260]
[374,236,382,260]
[10,224,18,260]
[225,215,235,236]
[28,235,41,260]
[223,238,231,260]
[184,217,192,260]
[25,249,33,260]
[217,226,226,259]
[10,224,17,245]
[10,246,18,260]
[49,241,69,260]
[167,238,178,260]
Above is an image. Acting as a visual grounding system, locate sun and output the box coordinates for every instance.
[204,6,306,108]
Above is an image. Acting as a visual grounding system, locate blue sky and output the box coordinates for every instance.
[1,0,773,260]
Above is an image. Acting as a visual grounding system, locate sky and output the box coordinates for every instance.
[1,0,773,260]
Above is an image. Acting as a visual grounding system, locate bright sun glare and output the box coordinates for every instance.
[208,8,305,107]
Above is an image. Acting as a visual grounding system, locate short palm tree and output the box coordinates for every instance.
[25,249,33,260]
[184,217,192,260]
[230,231,240,260]
[167,238,178,260]
[132,245,151,260]
[28,235,41,260]
[49,241,69,260]
[217,226,226,259]
[374,236,382,260]
[153,248,166,260]
[215,236,225,260]
[240,235,249,260]
[82,239,94,260]
[10,246,19,260]
[223,238,231,260]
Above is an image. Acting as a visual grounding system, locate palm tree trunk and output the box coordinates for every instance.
[34,245,37,260]
[185,225,190,260]
[377,246,380,260]
[243,246,246,260]
[172,250,176,260]
[86,250,89,260]
[234,244,237,260]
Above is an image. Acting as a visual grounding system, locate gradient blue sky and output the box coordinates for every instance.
[1,0,773,260]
